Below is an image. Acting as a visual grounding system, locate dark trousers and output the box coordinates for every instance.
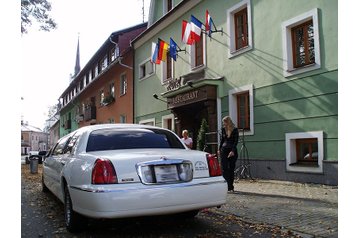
[220,147,238,191]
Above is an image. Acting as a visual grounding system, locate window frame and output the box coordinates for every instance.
[228,84,254,135]
[109,81,115,98]
[138,58,155,81]
[227,0,253,58]
[119,115,126,123]
[163,0,173,14]
[285,131,324,173]
[162,114,175,131]
[139,118,156,126]
[120,73,127,96]
[236,91,250,131]
[282,8,321,77]
[161,51,174,84]
[190,35,206,71]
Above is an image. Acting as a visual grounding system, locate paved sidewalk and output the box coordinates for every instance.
[219,179,338,238]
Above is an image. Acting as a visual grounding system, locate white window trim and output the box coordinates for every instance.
[162,114,175,131]
[119,114,126,123]
[163,0,173,14]
[139,118,156,126]
[161,57,174,85]
[189,35,207,72]
[227,0,253,58]
[138,58,155,81]
[120,72,127,96]
[282,8,321,77]
[228,84,254,136]
[285,131,324,173]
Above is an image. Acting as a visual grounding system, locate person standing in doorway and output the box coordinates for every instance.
[181,129,193,149]
[217,116,239,192]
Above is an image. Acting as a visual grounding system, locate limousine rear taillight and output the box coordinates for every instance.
[92,158,118,184]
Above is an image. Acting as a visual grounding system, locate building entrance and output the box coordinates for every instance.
[168,85,218,153]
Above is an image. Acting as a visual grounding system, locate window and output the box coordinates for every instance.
[139,118,155,126]
[162,114,175,131]
[110,47,116,62]
[101,55,108,70]
[86,74,89,85]
[282,8,320,77]
[291,20,315,68]
[109,82,115,97]
[228,84,254,135]
[285,131,323,173]
[234,8,248,50]
[119,115,126,123]
[190,36,206,70]
[108,118,115,124]
[161,51,173,83]
[195,38,204,67]
[227,0,252,57]
[120,73,127,95]
[99,89,105,105]
[86,128,184,152]
[236,91,250,130]
[163,0,173,14]
[139,59,154,80]
[296,138,318,165]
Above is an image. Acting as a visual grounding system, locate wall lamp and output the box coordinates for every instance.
[153,94,167,103]
[187,81,194,88]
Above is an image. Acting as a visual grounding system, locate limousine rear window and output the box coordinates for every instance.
[86,128,185,152]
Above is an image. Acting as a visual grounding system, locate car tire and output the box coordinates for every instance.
[41,175,49,193]
[64,185,86,232]
[176,210,200,219]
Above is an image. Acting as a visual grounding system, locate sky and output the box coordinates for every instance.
[20,0,150,130]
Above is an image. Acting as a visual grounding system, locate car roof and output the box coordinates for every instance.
[77,123,169,133]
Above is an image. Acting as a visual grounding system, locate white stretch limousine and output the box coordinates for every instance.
[42,124,227,232]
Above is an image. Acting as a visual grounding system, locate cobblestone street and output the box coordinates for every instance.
[220,179,338,237]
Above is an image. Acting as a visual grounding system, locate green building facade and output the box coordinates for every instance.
[135,0,338,185]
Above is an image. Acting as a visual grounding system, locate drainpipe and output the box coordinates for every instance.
[109,35,133,70]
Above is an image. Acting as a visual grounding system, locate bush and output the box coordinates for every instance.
[197,118,208,151]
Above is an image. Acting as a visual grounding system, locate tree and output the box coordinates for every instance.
[21,0,57,34]
[197,118,209,151]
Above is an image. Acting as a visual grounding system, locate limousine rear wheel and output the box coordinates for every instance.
[64,185,86,232]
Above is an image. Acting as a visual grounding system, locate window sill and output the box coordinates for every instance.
[191,64,206,72]
[289,162,319,168]
[228,46,252,59]
[284,62,320,77]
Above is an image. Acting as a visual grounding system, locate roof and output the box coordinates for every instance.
[59,22,148,99]
[21,124,43,132]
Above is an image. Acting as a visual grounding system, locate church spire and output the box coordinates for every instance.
[74,34,81,76]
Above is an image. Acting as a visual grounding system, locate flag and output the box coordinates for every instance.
[190,15,203,43]
[206,10,214,37]
[157,38,169,62]
[169,38,178,61]
[182,20,193,45]
[151,42,160,64]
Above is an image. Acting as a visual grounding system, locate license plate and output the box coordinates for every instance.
[154,165,179,182]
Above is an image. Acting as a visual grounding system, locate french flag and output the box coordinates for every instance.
[190,15,203,43]
[151,42,160,64]
[182,20,193,45]
[206,10,214,37]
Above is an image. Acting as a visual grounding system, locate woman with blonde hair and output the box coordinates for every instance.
[217,116,239,192]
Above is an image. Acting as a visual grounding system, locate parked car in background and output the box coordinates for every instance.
[42,124,227,232]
